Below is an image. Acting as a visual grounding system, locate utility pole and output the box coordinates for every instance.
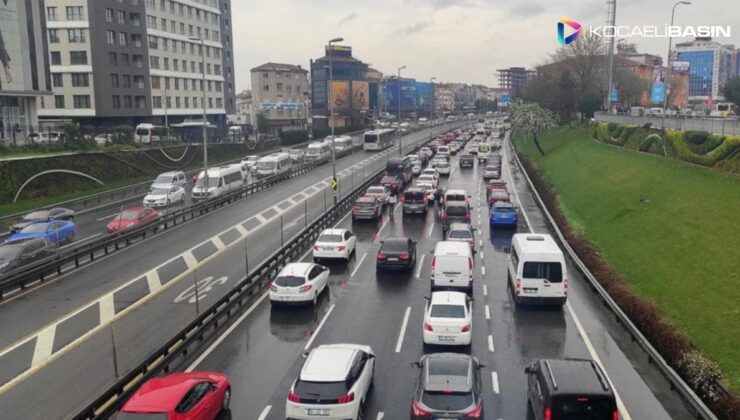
[190,37,209,198]
[604,0,617,111]
[397,65,406,156]
[663,1,692,111]
[327,37,343,205]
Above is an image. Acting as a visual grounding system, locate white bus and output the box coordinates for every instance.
[191,166,244,200]
[305,141,332,163]
[135,124,167,144]
[363,128,396,151]
[255,152,292,179]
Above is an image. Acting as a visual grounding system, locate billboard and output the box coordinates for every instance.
[0,0,26,91]
[650,67,666,103]
[499,94,513,105]
[330,81,349,112]
[671,61,690,73]
[416,82,433,110]
[383,79,416,111]
[352,80,369,111]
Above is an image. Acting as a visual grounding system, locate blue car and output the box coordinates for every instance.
[6,220,77,245]
[490,202,518,228]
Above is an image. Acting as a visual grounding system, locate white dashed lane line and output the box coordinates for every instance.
[257,405,272,420]
[491,371,500,394]
[488,334,495,353]
[395,307,412,353]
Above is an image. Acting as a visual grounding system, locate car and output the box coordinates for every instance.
[419,147,433,161]
[0,239,57,274]
[482,165,501,180]
[459,154,475,169]
[446,223,475,249]
[402,188,428,215]
[448,143,459,154]
[288,148,305,163]
[106,206,160,233]
[365,185,390,208]
[150,171,187,191]
[416,174,437,189]
[508,234,567,306]
[421,168,438,181]
[118,371,231,420]
[286,344,375,420]
[240,155,260,172]
[6,220,77,245]
[410,353,484,419]
[269,262,329,306]
[422,291,473,346]
[435,160,451,175]
[143,185,186,207]
[525,358,618,420]
[11,207,75,233]
[416,183,436,202]
[313,229,356,263]
[486,180,508,199]
[490,201,518,228]
[440,202,471,233]
[352,196,383,221]
[488,189,511,207]
[431,241,475,293]
[376,237,417,271]
[94,133,114,146]
[379,175,402,195]
[444,189,471,209]
[412,160,422,175]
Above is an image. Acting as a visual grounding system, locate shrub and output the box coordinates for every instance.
[678,351,724,403]
[684,131,710,145]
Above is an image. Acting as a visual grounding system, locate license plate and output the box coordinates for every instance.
[438,335,455,342]
[322,246,333,251]
[388,257,398,261]
[307,408,331,416]
[523,288,538,294]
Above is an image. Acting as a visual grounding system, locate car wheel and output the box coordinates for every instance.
[222,386,231,412]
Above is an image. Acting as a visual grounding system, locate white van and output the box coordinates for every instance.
[191,166,244,200]
[332,135,355,157]
[135,124,166,144]
[507,234,567,306]
[255,152,292,179]
[305,141,332,163]
[431,241,474,293]
[477,143,491,163]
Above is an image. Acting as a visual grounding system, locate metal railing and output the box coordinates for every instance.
[594,112,740,136]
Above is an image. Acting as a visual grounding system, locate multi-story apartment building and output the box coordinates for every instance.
[38,0,234,131]
[251,62,309,134]
[227,89,251,127]
[433,83,455,116]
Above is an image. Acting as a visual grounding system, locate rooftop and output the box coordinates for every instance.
[250,62,308,74]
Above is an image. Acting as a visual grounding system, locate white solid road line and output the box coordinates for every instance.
[257,405,272,420]
[304,304,336,351]
[96,212,121,222]
[415,254,426,279]
[376,412,385,420]
[485,305,491,320]
[488,335,495,353]
[503,140,534,230]
[351,253,368,277]
[483,285,488,296]
[395,306,412,353]
[491,371,500,394]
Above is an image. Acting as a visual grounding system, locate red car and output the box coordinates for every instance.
[118,372,231,420]
[106,206,160,233]
[486,180,508,198]
[488,189,511,207]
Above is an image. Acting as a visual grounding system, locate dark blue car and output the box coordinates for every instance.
[490,202,518,228]
[6,220,77,245]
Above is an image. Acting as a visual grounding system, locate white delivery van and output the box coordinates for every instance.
[332,135,355,157]
[255,152,292,179]
[477,143,491,163]
[431,241,474,293]
[507,234,567,306]
[305,141,332,163]
[191,166,244,200]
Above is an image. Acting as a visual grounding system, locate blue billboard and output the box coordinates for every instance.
[383,79,417,111]
[499,94,513,105]
[416,82,433,110]
[650,67,666,103]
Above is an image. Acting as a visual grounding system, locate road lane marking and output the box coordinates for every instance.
[427,221,435,237]
[483,285,488,296]
[491,371,500,394]
[351,253,368,277]
[415,255,426,279]
[99,294,115,324]
[234,224,248,235]
[481,266,486,276]
[376,413,384,420]
[503,141,533,230]
[485,305,491,320]
[488,335,495,352]
[211,237,226,250]
[257,405,272,420]
[395,306,412,353]
[480,251,484,260]
[305,304,335,351]
[479,239,483,247]
[31,326,55,366]
[96,212,121,222]
[182,251,198,269]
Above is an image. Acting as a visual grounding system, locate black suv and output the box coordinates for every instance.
[440,201,471,233]
[411,353,484,419]
[525,358,618,420]
[459,154,475,169]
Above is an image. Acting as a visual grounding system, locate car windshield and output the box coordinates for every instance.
[523,262,563,283]
[0,245,22,260]
[195,177,220,188]
[23,211,50,221]
[356,201,375,208]
[257,161,277,170]
[294,380,348,400]
[418,176,434,182]
[495,207,515,213]
[381,240,408,252]
[318,234,342,243]
[491,192,508,199]
[447,194,465,202]
[274,275,305,287]
[367,187,385,195]
[449,230,472,239]
[120,210,141,220]
[150,188,169,195]
[153,175,173,184]
[430,304,466,318]
[404,192,424,202]
[22,223,49,233]
[552,395,615,419]
[117,413,169,420]
[437,162,449,168]
[446,206,467,216]
[421,391,474,411]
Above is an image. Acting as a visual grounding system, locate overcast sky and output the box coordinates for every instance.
[232,0,739,92]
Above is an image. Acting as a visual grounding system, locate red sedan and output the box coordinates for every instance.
[106,206,160,233]
[118,372,231,420]
[488,189,511,207]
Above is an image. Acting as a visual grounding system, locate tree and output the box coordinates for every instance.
[578,93,602,119]
[256,112,269,133]
[614,68,649,107]
[721,76,740,109]
[550,32,606,95]
[510,102,556,155]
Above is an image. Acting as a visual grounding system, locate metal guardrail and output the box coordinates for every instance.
[594,112,740,136]
[508,138,718,419]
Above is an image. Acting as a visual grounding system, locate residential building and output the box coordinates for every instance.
[227,89,251,128]
[38,0,234,132]
[674,37,734,102]
[0,0,50,143]
[496,67,536,94]
[433,83,455,116]
[250,62,309,134]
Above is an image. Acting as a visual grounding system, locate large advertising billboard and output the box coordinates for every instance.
[416,82,433,110]
[0,0,26,91]
[352,80,369,111]
[650,67,666,104]
[331,81,350,112]
[383,79,417,111]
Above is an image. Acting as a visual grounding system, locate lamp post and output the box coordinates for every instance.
[430,76,436,119]
[328,37,343,205]
[663,1,692,111]
[189,37,208,198]
[397,65,406,156]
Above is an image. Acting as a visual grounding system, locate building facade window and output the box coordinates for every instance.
[107,30,115,44]
[71,73,89,87]
[123,74,131,88]
[111,73,119,88]
[52,73,63,87]
[54,95,65,108]
[118,32,127,46]
[50,52,61,65]
[66,6,84,21]
[47,7,57,21]
[70,51,87,65]
[112,95,121,109]
[117,10,126,24]
[67,29,86,43]
[73,95,91,108]
[105,8,113,22]
[48,29,59,43]
[124,95,132,108]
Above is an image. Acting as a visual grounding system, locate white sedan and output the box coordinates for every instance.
[313,228,356,263]
[417,174,437,189]
[270,262,329,306]
[435,161,451,175]
[423,291,472,346]
[142,186,186,207]
[421,168,438,181]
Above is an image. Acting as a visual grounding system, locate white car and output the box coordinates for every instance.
[421,168,438,181]
[412,161,422,175]
[423,291,472,346]
[142,185,186,207]
[286,344,375,419]
[313,228,356,263]
[94,133,114,146]
[150,171,187,191]
[417,174,437,189]
[419,147,433,160]
[435,161,451,175]
[270,262,329,306]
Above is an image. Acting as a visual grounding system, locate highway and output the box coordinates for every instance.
[0,125,456,419]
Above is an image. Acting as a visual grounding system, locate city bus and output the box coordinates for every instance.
[135,124,168,144]
[170,121,218,143]
[363,128,396,151]
[715,103,737,117]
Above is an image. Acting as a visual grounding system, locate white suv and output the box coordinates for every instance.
[286,344,375,419]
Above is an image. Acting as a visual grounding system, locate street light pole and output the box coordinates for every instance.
[397,65,406,156]
[430,76,436,119]
[327,36,343,205]
[664,1,692,111]
[190,37,208,198]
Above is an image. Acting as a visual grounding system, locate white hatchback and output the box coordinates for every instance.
[313,229,356,263]
[423,291,472,346]
[421,168,438,181]
[435,161,451,175]
[286,344,375,420]
[270,262,329,306]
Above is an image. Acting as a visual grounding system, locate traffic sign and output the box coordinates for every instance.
[331,177,338,191]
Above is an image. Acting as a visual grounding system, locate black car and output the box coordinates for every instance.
[0,239,57,274]
[459,154,475,169]
[526,358,618,420]
[12,207,75,233]
[402,188,428,215]
[380,175,402,194]
[441,201,472,233]
[386,156,414,187]
[376,237,417,271]
[411,353,484,419]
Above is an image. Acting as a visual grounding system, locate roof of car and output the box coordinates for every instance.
[356,196,376,203]
[449,223,471,231]
[382,237,410,245]
[279,262,314,277]
[422,353,474,392]
[538,358,612,395]
[405,187,424,193]
[445,201,468,208]
[446,189,466,196]
[122,372,226,411]
[430,291,468,306]
[320,228,347,236]
[301,345,366,382]
[493,201,514,209]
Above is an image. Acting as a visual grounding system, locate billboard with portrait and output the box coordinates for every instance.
[331,81,350,113]
[352,80,369,111]
[650,67,666,104]
[0,0,26,91]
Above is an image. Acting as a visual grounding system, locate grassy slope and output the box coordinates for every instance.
[519,126,740,389]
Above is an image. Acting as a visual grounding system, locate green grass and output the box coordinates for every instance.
[519,126,740,390]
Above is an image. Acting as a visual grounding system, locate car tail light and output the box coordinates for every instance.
[288,391,301,403]
[299,284,313,292]
[465,213,471,222]
[313,245,319,251]
[337,392,354,404]
[400,253,410,261]
[430,257,436,279]
[461,324,471,332]
[338,245,346,251]
[424,322,434,332]
[544,407,552,420]
[412,400,432,417]
[463,402,483,418]
[515,278,521,295]
[613,410,619,420]
[269,283,277,292]
[377,253,386,260]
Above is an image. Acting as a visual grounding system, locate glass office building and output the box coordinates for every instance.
[677,50,714,97]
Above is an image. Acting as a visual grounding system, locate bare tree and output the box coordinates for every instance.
[550,32,606,95]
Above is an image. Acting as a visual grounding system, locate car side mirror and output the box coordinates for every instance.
[525,365,536,374]
[477,363,487,369]
[301,351,310,359]
[411,361,421,368]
